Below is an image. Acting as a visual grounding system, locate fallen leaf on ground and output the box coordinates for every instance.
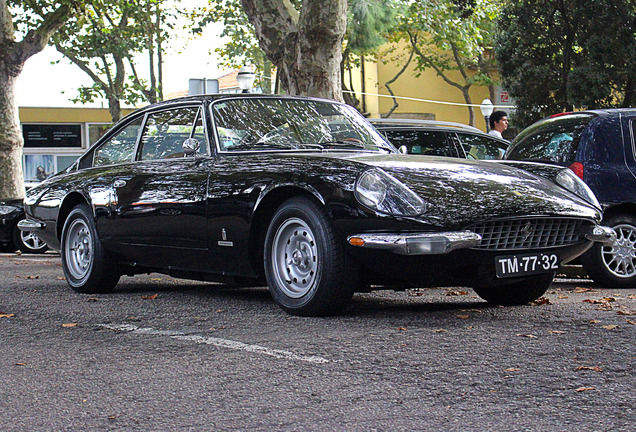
[575,366,603,372]
[627,320,636,325]
[62,323,78,328]
[456,314,470,319]
[575,387,595,392]
[589,320,601,324]
[531,297,551,305]
[150,278,163,281]
[434,329,447,333]
[548,330,566,334]
[627,294,636,299]
[0,313,15,318]
[86,298,98,302]
[397,327,407,331]
[141,294,158,300]
[446,290,468,296]
[516,334,538,339]
[602,325,618,330]
[505,367,521,372]
[616,310,634,316]
[573,287,592,293]
[15,363,26,366]
[57,276,66,280]
[558,295,569,299]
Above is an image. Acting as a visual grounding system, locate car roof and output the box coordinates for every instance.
[369,118,484,134]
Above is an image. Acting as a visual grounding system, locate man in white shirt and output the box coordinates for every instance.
[488,111,508,140]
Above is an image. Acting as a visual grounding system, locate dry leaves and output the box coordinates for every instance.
[456,314,470,319]
[505,367,521,372]
[141,294,158,300]
[446,290,468,296]
[602,325,618,330]
[62,323,78,328]
[548,330,566,334]
[575,366,603,372]
[516,333,538,339]
[531,297,551,305]
[0,313,15,318]
[397,327,407,331]
[575,386,596,392]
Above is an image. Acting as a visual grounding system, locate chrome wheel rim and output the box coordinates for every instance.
[602,223,636,278]
[64,218,93,280]
[20,230,45,251]
[271,217,318,298]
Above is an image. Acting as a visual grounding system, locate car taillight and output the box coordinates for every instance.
[569,162,584,180]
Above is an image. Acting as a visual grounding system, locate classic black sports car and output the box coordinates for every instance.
[20,95,614,316]
[1,198,48,253]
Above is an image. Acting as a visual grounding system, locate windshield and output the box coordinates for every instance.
[211,97,395,153]
[505,113,595,163]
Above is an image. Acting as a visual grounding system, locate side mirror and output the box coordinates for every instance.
[398,145,408,154]
[183,138,200,156]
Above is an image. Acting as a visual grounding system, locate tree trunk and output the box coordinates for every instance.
[240,0,346,102]
[0,71,25,199]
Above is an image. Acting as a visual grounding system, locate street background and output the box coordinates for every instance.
[1,251,634,431]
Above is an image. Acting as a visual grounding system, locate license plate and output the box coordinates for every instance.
[495,252,560,278]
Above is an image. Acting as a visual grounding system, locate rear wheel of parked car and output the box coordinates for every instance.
[264,196,357,316]
[473,272,553,305]
[581,213,636,288]
[61,204,120,294]
[13,219,48,253]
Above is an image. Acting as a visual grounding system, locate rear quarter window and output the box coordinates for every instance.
[505,114,595,163]
[381,129,458,157]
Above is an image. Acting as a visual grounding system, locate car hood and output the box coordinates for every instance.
[340,153,600,228]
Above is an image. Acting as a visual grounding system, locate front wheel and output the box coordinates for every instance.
[581,213,636,288]
[61,204,120,294]
[264,197,357,316]
[473,272,553,305]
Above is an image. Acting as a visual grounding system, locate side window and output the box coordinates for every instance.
[93,117,143,167]
[382,129,457,157]
[139,107,200,160]
[456,133,508,160]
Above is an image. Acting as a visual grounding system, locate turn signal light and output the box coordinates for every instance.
[348,237,365,246]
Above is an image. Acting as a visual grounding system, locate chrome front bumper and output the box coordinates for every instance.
[17,219,45,231]
[347,225,616,256]
[347,231,482,255]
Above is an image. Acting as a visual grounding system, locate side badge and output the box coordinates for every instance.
[218,228,234,247]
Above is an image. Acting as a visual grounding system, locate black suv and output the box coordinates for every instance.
[370,118,509,160]
[505,109,636,287]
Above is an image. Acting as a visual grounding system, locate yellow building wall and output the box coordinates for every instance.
[347,43,496,133]
[19,107,134,124]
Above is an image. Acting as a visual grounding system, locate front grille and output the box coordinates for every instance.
[468,218,585,250]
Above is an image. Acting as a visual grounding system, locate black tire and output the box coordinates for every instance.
[264,196,357,316]
[473,272,553,305]
[13,218,48,253]
[61,204,120,294]
[581,213,636,288]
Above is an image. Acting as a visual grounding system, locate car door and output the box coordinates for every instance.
[103,105,211,269]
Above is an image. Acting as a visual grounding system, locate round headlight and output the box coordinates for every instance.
[556,168,601,208]
[355,168,426,216]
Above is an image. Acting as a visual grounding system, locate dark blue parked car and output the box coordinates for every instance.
[505,109,636,287]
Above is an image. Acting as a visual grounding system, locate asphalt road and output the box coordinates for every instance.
[1,252,634,431]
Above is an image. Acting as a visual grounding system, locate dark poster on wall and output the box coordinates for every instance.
[23,124,82,148]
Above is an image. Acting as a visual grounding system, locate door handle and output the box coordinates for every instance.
[113,179,127,188]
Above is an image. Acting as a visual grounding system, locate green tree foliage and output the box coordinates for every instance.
[496,0,636,128]
[394,0,500,125]
[53,0,179,122]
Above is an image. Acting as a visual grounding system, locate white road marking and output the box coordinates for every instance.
[98,324,329,364]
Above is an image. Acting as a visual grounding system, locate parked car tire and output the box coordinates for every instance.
[473,272,553,305]
[264,196,357,316]
[12,217,48,253]
[581,213,636,287]
[61,204,120,293]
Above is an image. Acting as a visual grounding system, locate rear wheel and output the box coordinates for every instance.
[13,219,48,254]
[473,272,553,305]
[264,196,357,316]
[581,213,636,287]
[61,204,119,293]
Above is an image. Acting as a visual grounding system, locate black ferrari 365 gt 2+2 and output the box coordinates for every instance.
[20,95,614,316]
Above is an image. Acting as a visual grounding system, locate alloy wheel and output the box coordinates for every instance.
[602,223,636,278]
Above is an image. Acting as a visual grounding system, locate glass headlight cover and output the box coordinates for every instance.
[556,168,601,208]
[355,168,426,216]
[0,205,17,215]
